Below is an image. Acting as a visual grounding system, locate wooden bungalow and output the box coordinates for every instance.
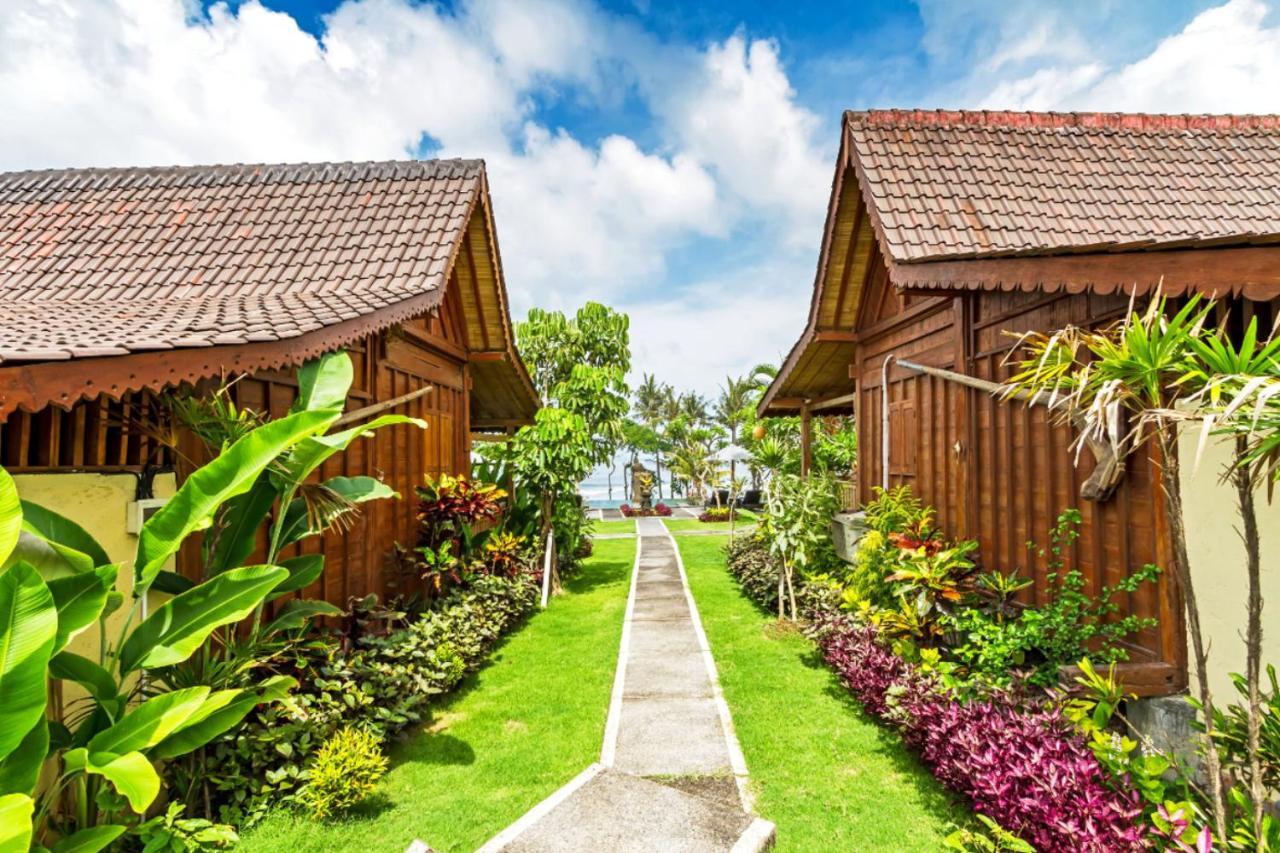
[760,110,1280,697]
[0,158,539,608]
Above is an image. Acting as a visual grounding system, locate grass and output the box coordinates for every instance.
[590,518,637,536]
[664,509,757,533]
[676,534,965,851]
[238,538,636,853]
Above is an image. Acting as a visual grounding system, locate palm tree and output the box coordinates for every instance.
[678,391,709,426]
[715,375,754,443]
[634,374,676,499]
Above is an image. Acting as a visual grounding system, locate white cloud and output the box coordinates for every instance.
[978,0,1280,112]
[623,257,813,399]
[655,34,830,245]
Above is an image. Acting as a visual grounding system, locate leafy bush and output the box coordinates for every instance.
[698,507,737,522]
[132,804,238,852]
[821,621,1151,852]
[301,727,388,820]
[725,536,782,610]
[724,536,841,621]
[203,573,537,825]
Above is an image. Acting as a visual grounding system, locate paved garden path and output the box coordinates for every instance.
[466,519,774,853]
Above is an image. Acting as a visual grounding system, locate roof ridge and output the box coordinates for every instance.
[0,157,486,189]
[844,109,1280,131]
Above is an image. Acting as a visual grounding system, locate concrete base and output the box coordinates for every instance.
[1125,694,1198,766]
[830,511,870,564]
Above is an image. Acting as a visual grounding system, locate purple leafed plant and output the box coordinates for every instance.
[820,621,1152,852]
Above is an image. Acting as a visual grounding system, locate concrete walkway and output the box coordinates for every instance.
[471,519,774,853]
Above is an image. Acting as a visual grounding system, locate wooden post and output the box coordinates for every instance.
[800,401,812,477]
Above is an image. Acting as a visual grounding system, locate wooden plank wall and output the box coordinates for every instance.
[0,306,471,612]
[854,277,1187,694]
[191,317,470,609]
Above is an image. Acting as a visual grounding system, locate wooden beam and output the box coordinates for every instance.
[800,402,812,477]
[890,244,1280,302]
[468,351,507,362]
[811,392,857,411]
[333,385,434,427]
[813,330,857,343]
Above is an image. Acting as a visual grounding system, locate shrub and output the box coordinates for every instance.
[699,507,736,522]
[301,727,389,820]
[202,574,538,825]
[820,622,1151,852]
[724,537,841,622]
[725,536,782,610]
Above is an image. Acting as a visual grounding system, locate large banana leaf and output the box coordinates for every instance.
[118,565,287,672]
[291,351,354,414]
[150,675,296,760]
[1,531,89,578]
[205,477,276,577]
[0,563,57,762]
[276,415,424,487]
[63,748,159,814]
[0,793,33,852]
[262,600,342,635]
[46,565,116,653]
[19,500,110,569]
[0,720,46,796]
[269,554,325,600]
[132,410,337,594]
[0,469,19,570]
[49,825,126,853]
[48,652,118,706]
[87,688,209,755]
[275,475,398,548]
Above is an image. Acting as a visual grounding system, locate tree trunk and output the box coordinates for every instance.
[541,491,561,595]
[1158,427,1227,841]
[1234,436,1265,848]
[655,452,664,500]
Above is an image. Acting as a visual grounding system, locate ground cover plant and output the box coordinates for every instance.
[238,537,636,853]
[677,534,960,851]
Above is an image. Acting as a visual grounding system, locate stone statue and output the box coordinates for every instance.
[631,461,654,511]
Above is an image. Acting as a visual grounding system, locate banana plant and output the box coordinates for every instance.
[0,350,422,850]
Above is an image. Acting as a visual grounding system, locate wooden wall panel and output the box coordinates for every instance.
[854,266,1187,694]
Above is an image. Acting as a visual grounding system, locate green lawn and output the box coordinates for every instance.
[239,538,635,853]
[591,518,637,536]
[664,509,757,533]
[676,535,965,851]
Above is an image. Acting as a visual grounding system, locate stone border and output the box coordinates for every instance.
[472,763,607,853]
[662,523,756,813]
[599,531,643,766]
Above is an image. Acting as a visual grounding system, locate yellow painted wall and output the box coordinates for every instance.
[13,472,177,705]
[1179,429,1280,703]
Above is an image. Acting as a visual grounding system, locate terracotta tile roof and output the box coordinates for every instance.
[846,110,1280,263]
[0,159,482,363]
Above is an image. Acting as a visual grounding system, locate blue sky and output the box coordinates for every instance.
[3,0,1278,394]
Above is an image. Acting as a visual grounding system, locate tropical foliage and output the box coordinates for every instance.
[0,350,416,850]
[1005,292,1280,844]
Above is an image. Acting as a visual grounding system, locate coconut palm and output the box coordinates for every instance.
[715,375,754,443]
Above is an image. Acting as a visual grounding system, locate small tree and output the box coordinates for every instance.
[513,303,630,578]
[502,408,595,594]
[761,472,840,620]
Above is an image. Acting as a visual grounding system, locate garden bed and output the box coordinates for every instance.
[239,537,636,852]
